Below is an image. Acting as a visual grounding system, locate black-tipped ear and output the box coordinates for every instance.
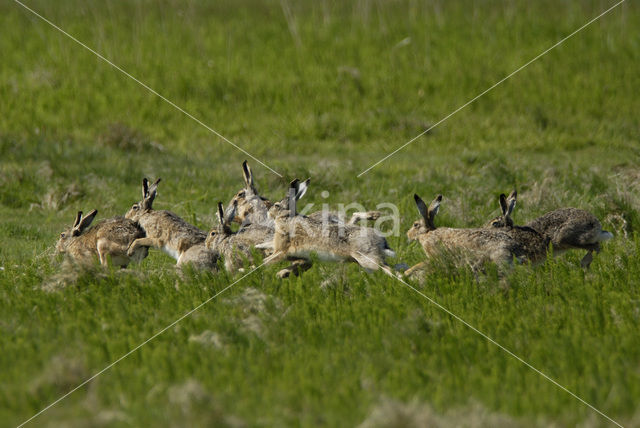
[217,202,225,225]
[414,194,428,221]
[499,193,508,216]
[73,211,83,228]
[76,209,98,234]
[506,190,517,216]
[242,161,254,190]
[296,178,310,201]
[142,178,149,199]
[226,200,237,224]
[427,195,442,228]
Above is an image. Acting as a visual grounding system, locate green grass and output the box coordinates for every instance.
[1,0,639,426]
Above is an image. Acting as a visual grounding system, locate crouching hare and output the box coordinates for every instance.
[56,209,148,268]
[487,190,613,268]
[263,180,397,277]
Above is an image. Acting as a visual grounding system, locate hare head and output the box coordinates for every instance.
[486,190,517,228]
[206,201,237,247]
[227,161,272,225]
[125,178,161,221]
[56,209,98,253]
[268,179,309,220]
[407,194,442,242]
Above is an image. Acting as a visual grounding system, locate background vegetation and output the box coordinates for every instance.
[1,0,638,426]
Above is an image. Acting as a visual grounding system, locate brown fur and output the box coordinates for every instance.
[406,194,542,276]
[56,210,148,268]
[486,190,612,267]
[125,178,207,264]
[263,181,396,277]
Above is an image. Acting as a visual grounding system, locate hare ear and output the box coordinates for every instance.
[414,194,429,221]
[226,200,237,224]
[499,193,508,216]
[142,178,149,199]
[242,161,255,191]
[217,202,225,225]
[296,178,310,201]
[75,209,97,234]
[72,211,83,228]
[143,178,161,210]
[506,190,517,216]
[287,179,300,214]
[427,195,442,228]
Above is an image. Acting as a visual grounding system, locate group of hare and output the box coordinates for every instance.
[56,161,613,279]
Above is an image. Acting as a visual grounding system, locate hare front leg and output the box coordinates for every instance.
[404,261,428,277]
[127,237,162,257]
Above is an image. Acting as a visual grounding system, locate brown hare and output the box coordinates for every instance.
[125,178,208,266]
[405,194,539,276]
[205,201,255,273]
[56,209,148,268]
[262,180,397,277]
[487,190,613,267]
[484,191,549,265]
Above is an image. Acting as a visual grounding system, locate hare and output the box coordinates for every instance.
[205,201,255,272]
[405,194,540,276]
[487,190,613,267]
[56,209,148,268]
[262,180,396,277]
[125,178,207,265]
[484,191,549,264]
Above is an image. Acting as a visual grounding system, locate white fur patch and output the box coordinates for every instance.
[290,250,345,262]
[164,246,181,261]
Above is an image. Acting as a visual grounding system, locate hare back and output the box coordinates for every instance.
[274,217,388,260]
[418,227,518,263]
[527,208,603,249]
[178,244,219,270]
[138,210,206,251]
[67,217,143,253]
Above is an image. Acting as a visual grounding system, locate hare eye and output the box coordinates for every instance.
[132,204,138,210]
[210,231,215,236]
[60,233,66,238]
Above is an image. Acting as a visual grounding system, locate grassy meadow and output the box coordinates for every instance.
[1,0,639,426]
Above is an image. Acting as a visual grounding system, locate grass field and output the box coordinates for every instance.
[1,0,639,426]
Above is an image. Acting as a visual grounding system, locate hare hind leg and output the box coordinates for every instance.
[352,252,396,278]
[580,243,601,269]
[277,259,313,278]
[97,239,129,267]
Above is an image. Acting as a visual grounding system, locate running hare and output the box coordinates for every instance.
[405,194,540,276]
[487,190,613,267]
[56,209,148,268]
[484,191,549,264]
[263,180,396,277]
[125,178,207,265]
[205,201,256,272]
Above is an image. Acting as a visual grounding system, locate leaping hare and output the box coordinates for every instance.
[125,178,207,265]
[262,180,396,277]
[205,201,255,272]
[56,209,148,268]
[405,194,541,276]
[487,191,613,268]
